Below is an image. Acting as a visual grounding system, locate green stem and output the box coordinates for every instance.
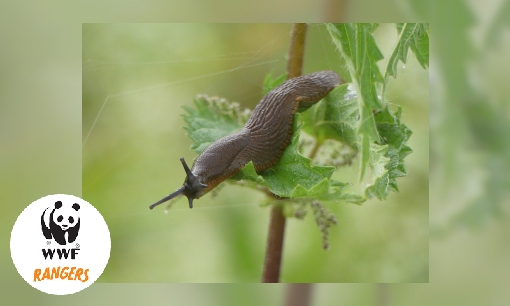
[308,140,322,160]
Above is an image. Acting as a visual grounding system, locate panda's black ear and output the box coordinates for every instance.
[72,203,80,211]
[55,201,62,209]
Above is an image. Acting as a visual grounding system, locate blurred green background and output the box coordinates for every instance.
[82,23,428,283]
[2,0,510,305]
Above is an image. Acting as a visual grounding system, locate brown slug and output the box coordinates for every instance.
[150,70,343,209]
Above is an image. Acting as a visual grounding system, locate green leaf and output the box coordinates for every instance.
[229,161,264,184]
[262,71,287,95]
[364,142,390,199]
[326,23,385,180]
[300,83,359,148]
[388,23,429,80]
[182,95,250,153]
[364,107,413,200]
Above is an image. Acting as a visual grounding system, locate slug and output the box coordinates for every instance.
[150,70,343,209]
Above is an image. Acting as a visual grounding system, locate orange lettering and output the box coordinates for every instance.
[33,266,91,282]
[67,267,76,280]
[82,269,89,282]
[74,268,83,281]
[34,269,41,282]
[51,267,60,280]
[60,267,69,279]
[42,267,51,280]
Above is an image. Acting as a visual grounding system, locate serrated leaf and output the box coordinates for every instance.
[182,95,250,153]
[300,84,359,148]
[407,23,429,70]
[229,161,264,184]
[326,23,385,180]
[387,23,429,82]
[262,71,287,95]
[382,23,429,104]
[335,192,366,205]
[307,179,332,197]
[364,107,413,200]
[290,184,309,198]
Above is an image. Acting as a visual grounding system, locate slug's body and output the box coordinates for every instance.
[150,71,342,209]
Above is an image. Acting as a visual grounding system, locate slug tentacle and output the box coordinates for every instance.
[150,70,343,209]
[149,157,207,209]
[149,186,185,210]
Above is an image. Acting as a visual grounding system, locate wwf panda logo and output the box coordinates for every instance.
[41,200,81,245]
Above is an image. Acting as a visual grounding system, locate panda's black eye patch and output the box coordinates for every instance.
[57,215,63,222]
[69,216,74,224]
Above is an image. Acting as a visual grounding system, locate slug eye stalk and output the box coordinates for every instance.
[149,157,207,209]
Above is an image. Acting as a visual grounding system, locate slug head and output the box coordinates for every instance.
[149,157,208,209]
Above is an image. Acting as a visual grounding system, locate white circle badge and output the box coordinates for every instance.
[10,194,111,295]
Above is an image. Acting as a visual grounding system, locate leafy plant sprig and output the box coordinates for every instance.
[180,23,428,249]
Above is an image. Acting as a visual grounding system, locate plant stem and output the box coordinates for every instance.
[262,203,286,282]
[308,140,322,160]
[261,23,308,283]
[286,23,308,80]
[285,284,314,306]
